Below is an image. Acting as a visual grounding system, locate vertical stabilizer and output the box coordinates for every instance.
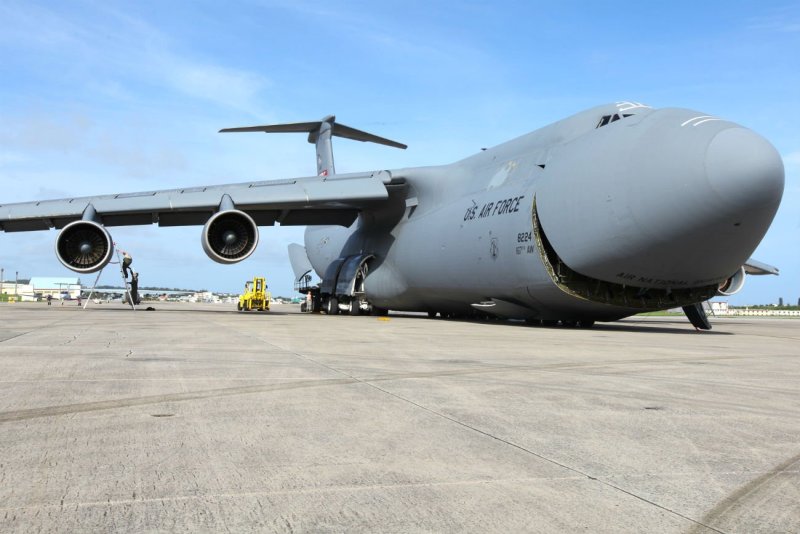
[310,115,336,176]
[220,117,406,177]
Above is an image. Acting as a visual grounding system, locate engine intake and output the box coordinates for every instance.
[201,210,259,264]
[716,266,746,296]
[55,220,114,273]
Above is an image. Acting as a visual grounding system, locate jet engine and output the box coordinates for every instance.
[201,209,259,264]
[716,266,746,296]
[55,220,114,273]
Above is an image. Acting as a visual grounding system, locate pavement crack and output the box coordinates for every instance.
[0,378,356,423]
[270,345,729,534]
[360,379,728,534]
[687,452,800,533]
[0,331,31,344]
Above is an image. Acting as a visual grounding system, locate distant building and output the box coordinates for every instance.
[709,301,729,313]
[0,280,34,301]
[29,277,81,299]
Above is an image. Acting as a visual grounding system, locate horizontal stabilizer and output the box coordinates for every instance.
[220,116,407,149]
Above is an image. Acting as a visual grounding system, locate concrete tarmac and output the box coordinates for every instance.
[0,302,798,533]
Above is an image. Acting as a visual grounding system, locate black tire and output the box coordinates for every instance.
[349,299,361,316]
[326,297,339,315]
[427,311,438,319]
[237,302,242,311]
[577,320,595,329]
[300,302,307,313]
[541,319,558,327]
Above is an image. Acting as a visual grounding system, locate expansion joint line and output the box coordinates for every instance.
[358,379,726,534]
[218,321,728,533]
[290,351,726,534]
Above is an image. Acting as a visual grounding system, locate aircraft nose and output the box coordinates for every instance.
[704,127,784,213]
[535,115,785,288]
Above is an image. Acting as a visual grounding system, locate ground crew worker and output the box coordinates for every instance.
[130,272,141,305]
[46,294,52,306]
[121,250,133,279]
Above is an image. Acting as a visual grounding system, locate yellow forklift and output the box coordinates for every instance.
[238,277,270,312]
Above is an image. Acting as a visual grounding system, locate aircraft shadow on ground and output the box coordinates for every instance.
[61,306,734,334]
[380,313,735,336]
[77,306,293,316]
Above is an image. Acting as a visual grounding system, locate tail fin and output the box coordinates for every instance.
[220,116,406,177]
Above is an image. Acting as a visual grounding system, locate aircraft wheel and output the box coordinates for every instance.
[349,299,361,316]
[326,297,339,315]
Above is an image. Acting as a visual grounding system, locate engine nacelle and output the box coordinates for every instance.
[716,266,746,296]
[201,210,259,264]
[55,220,114,274]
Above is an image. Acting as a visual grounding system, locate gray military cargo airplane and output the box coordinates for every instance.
[0,102,784,329]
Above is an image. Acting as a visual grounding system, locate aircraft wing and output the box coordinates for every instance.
[0,170,400,232]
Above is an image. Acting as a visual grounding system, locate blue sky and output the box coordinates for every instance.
[0,0,798,304]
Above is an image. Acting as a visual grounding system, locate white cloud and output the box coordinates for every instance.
[159,61,269,116]
[1,3,270,116]
[0,114,93,153]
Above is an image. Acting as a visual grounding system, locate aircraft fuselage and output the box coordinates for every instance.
[304,102,784,322]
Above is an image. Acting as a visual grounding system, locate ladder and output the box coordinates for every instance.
[81,250,136,311]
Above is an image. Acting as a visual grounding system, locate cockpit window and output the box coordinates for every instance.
[596,113,634,128]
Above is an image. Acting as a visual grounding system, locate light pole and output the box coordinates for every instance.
[15,271,18,298]
[0,267,3,296]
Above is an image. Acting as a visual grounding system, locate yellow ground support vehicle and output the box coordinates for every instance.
[237,277,270,312]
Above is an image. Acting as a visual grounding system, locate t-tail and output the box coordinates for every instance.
[220,116,406,177]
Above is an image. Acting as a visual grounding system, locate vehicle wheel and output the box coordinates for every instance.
[237,302,242,311]
[561,320,577,328]
[541,319,558,327]
[300,302,307,313]
[349,299,361,316]
[427,311,438,318]
[577,320,595,329]
[326,297,339,315]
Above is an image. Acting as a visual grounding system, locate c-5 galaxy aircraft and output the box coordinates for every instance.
[0,102,784,329]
